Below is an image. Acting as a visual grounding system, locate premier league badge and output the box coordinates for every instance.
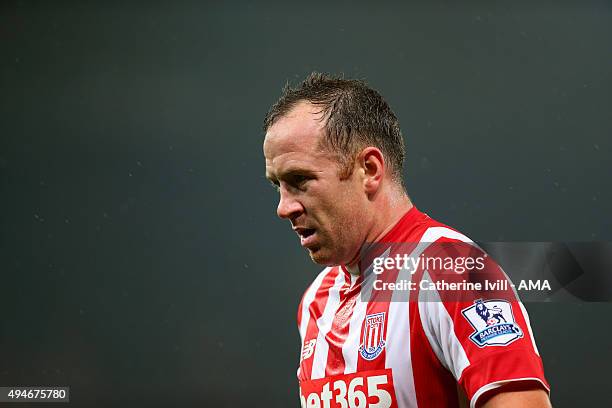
[359,312,386,360]
[462,299,523,347]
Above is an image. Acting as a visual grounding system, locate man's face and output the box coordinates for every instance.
[263,102,367,266]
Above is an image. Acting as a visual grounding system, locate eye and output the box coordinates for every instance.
[293,175,308,184]
[290,174,311,189]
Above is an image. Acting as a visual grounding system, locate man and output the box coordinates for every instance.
[263,73,550,407]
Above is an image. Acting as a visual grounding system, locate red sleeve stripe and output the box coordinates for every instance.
[298,267,339,381]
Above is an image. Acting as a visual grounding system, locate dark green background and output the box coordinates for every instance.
[1,1,610,406]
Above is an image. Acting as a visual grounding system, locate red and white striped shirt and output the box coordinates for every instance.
[297,207,549,408]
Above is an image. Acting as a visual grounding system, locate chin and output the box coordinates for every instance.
[308,247,343,267]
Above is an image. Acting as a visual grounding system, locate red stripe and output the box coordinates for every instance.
[324,216,427,376]
[430,239,550,401]
[409,300,461,407]
[408,240,461,406]
[324,267,360,376]
[320,210,428,378]
[299,267,341,381]
[356,246,407,372]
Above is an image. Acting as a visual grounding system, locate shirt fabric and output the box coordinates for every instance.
[297,206,549,408]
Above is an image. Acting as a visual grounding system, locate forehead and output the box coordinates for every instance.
[264,102,334,175]
[264,102,325,156]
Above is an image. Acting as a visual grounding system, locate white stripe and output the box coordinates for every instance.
[342,273,365,374]
[385,233,463,408]
[342,248,391,373]
[420,226,474,245]
[416,227,476,380]
[519,302,540,356]
[298,267,331,343]
[416,226,543,397]
[346,227,477,394]
[310,270,346,379]
[342,295,367,373]
[418,271,471,380]
[386,260,418,407]
[470,377,550,408]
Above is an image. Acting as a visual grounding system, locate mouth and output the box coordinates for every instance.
[294,227,317,248]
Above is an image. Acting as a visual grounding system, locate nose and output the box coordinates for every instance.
[277,188,304,220]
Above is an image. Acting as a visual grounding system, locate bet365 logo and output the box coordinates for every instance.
[299,369,397,408]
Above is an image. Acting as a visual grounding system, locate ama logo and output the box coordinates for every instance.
[359,312,386,360]
[462,299,523,347]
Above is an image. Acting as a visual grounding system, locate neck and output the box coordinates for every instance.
[345,187,413,274]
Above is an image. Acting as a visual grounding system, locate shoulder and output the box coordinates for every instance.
[296,266,341,326]
[411,210,475,246]
[388,207,474,245]
[300,266,343,302]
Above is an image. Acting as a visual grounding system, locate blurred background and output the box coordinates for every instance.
[1,0,611,406]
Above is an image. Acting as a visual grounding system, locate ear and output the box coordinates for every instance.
[356,147,385,194]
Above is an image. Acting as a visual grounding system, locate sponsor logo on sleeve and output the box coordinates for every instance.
[461,299,523,347]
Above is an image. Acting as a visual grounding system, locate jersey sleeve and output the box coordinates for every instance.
[416,239,550,408]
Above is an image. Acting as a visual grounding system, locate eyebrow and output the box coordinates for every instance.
[265,168,278,181]
[279,168,317,180]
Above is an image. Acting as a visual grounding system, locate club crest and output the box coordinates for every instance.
[359,312,386,360]
[462,299,523,347]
